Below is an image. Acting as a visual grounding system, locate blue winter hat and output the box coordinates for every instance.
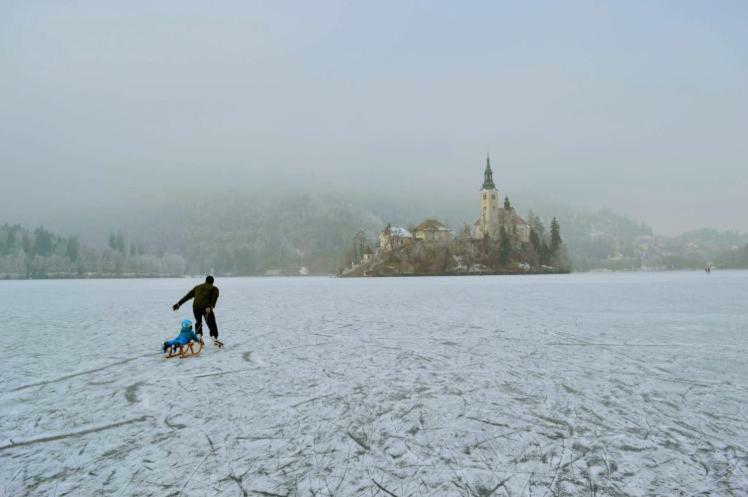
[181,319,192,329]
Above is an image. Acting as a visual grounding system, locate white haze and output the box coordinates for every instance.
[1,1,747,235]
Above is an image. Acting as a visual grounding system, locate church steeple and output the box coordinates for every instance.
[482,154,496,190]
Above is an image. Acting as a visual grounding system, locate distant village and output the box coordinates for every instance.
[341,156,568,277]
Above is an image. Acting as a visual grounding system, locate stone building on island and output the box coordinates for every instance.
[340,154,569,276]
[343,154,541,275]
[414,219,452,242]
[473,155,530,243]
[378,224,412,252]
[373,155,531,253]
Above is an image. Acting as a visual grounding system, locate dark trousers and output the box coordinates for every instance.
[193,307,218,338]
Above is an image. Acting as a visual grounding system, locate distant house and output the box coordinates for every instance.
[378,224,412,252]
[414,219,452,242]
[362,246,374,263]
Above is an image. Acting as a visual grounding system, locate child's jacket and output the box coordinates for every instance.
[166,325,200,347]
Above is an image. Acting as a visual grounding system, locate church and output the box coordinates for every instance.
[473,155,531,243]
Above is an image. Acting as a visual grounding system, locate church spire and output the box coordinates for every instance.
[482,154,496,190]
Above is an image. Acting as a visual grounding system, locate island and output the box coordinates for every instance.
[340,156,570,277]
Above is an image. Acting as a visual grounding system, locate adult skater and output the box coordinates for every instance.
[173,275,223,347]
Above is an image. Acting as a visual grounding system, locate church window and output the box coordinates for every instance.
[491,194,496,200]
[482,193,486,200]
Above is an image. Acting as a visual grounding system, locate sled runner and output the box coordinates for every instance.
[165,340,203,359]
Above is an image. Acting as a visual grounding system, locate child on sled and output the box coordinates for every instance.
[162,319,202,356]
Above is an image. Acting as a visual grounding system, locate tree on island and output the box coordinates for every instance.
[499,226,511,264]
[459,223,472,240]
[550,217,562,254]
[527,211,545,238]
[529,228,542,264]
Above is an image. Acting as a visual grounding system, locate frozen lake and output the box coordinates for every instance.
[1,271,747,496]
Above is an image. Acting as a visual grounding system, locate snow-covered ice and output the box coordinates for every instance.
[1,272,747,496]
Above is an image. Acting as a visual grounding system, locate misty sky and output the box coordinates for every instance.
[1,1,747,235]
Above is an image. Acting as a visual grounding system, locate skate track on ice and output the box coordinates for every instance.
[1,273,747,496]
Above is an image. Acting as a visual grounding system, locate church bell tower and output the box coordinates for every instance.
[478,154,500,239]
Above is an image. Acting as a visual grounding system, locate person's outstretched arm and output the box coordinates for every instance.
[173,288,195,311]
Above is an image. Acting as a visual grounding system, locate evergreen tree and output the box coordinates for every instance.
[115,233,126,253]
[6,228,17,254]
[442,246,451,272]
[0,229,8,256]
[540,239,550,265]
[504,196,511,210]
[66,237,80,261]
[550,217,562,253]
[529,212,546,238]
[499,226,511,264]
[530,228,541,255]
[22,234,32,254]
[33,227,53,256]
[114,251,125,274]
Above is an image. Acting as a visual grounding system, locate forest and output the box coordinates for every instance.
[0,224,185,278]
[2,194,747,279]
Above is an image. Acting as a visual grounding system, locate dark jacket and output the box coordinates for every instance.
[177,282,219,310]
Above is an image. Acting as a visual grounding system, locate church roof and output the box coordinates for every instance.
[499,208,528,226]
[515,215,529,226]
[473,210,529,227]
[415,219,449,232]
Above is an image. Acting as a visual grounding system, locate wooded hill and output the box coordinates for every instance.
[3,193,747,278]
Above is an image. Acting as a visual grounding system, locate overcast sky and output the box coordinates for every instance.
[1,1,747,235]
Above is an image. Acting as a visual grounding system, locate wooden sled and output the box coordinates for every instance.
[165,340,203,359]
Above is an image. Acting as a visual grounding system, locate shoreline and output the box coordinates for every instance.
[3,267,745,281]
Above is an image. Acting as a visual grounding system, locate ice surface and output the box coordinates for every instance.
[1,272,747,496]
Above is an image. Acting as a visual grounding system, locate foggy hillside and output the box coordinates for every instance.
[126,192,388,275]
[5,189,744,278]
[19,189,748,275]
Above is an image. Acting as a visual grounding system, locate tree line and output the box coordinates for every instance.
[714,244,748,269]
[0,224,186,279]
[494,202,567,268]
[523,213,565,266]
